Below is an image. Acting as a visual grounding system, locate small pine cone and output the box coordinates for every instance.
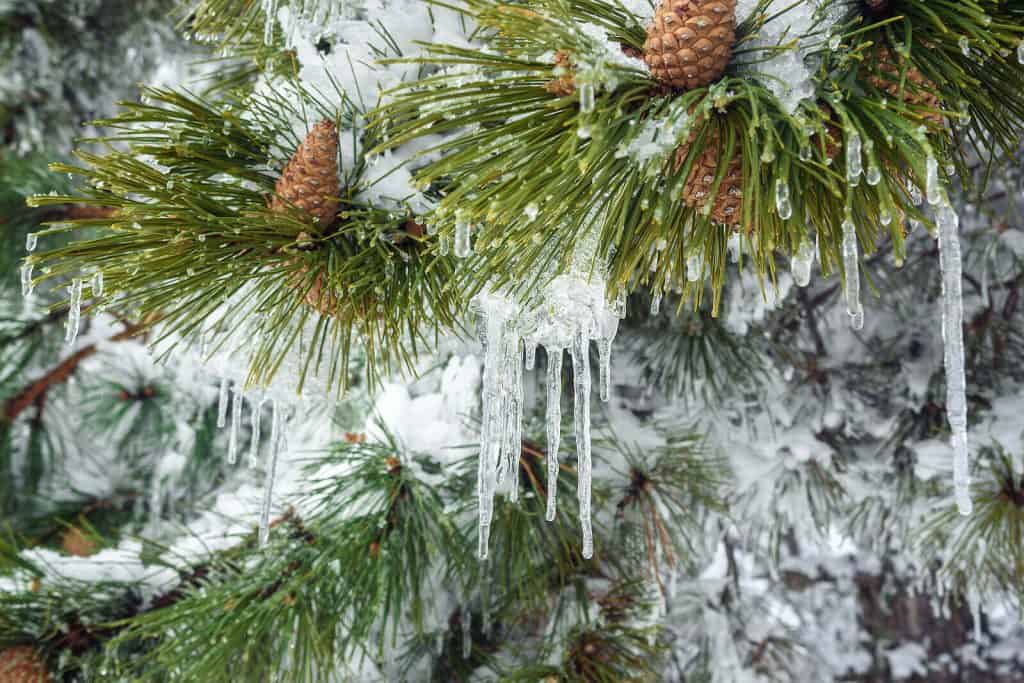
[865,46,943,124]
[0,646,51,683]
[270,120,340,228]
[675,127,743,228]
[545,50,576,96]
[60,527,98,558]
[643,0,736,90]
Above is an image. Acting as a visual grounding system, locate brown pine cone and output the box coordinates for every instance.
[0,646,51,683]
[643,0,736,90]
[270,120,340,228]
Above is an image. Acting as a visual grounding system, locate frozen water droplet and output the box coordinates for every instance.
[524,203,539,221]
[959,36,970,57]
[438,234,450,256]
[455,213,472,257]
[1018,41,1024,65]
[650,293,662,315]
[775,179,792,220]
[799,145,812,162]
[20,262,34,297]
[926,155,943,205]
[880,208,892,226]
[91,271,104,297]
[907,179,923,206]
[791,239,814,287]
[866,164,881,186]
[579,83,595,113]
[846,131,862,185]
[25,233,38,252]
[841,214,864,330]
[65,279,83,345]
[828,34,841,50]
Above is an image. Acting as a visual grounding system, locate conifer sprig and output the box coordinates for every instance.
[24,85,462,394]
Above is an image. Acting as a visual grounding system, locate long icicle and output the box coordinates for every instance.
[217,377,230,428]
[570,327,593,558]
[227,388,243,464]
[248,396,264,468]
[258,399,281,547]
[937,203,972,515]
[545,346,563,522]
[841,212,864,330]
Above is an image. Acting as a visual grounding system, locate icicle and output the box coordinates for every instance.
[791,239,814,287]
[64,279,83,345]
[461,610,472,659]
[258,400,282,548]
[217,377,230,428]
[262,0,278,44]
[248,397,265,467]
[454,212,472,258]
[774,179,792,220]
[545,347,563,522]
[846,130,862,185]
[1018,40,1024,65]
[598,337,612,402]
[20,262,34,297]
[570,329,593,558]
[228,388,243,464]
[506,337,524,504]
[926,155,942,205]
[650,292,662,315]
[936,203,972,515]
[907,179,923,206]
[25,232,38,252]
[841,213,864,330]
[524,343,536,371]
[91,271,104,297]
[477,308,510,559]
[579,83,595,113]
[958,36,970,57]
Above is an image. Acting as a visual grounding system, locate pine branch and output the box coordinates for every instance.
[3,321,145,423]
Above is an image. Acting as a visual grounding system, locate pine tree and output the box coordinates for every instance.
[3,1,1024,682]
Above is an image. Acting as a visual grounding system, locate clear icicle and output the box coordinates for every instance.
[454,213,472,258]
[774,179,792,220]
[841,214,864,330]
[461,610,472,659]
[248,397,265,467]
[20,262,34,297]
[258,400,282,548]
[1018,41,1024,65]
[936,203,972,515]
[926,155,943,205]
[65,279,83,345]
[846,131,862,185]
[228,388,243,464]
[91,271,104,297]
[545,347,563,522]
[25,232,38,252]
[477,309,510,559]
[791,239,815,287]
[570,329,593,558]
[524,343,536,371]
[217,377,230,428]
[598,338,612,402]
[650,292,662,315]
